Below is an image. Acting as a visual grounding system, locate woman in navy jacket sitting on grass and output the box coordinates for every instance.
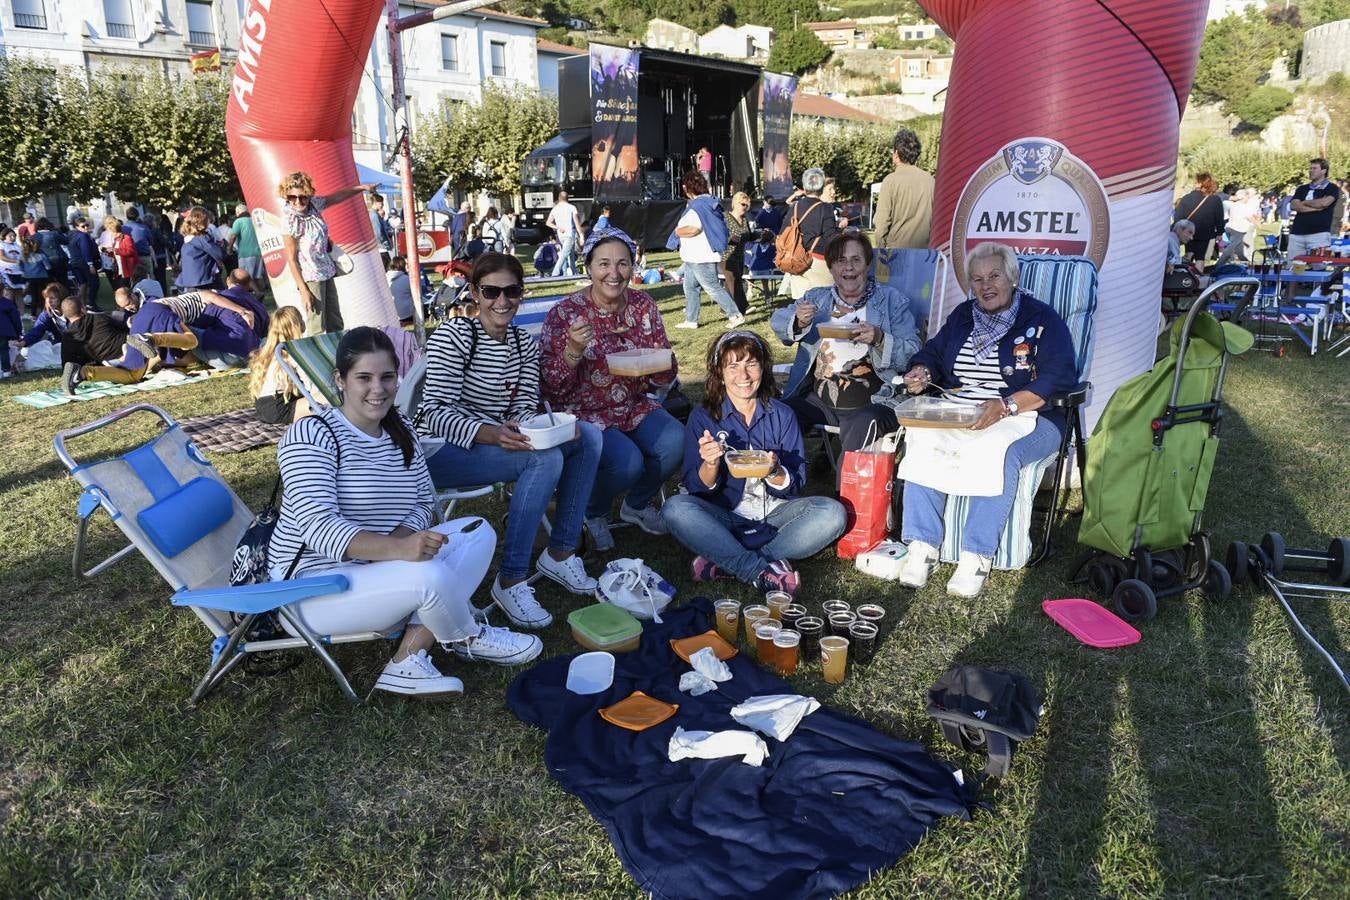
[895,241,1075,599]
[660,330,846,600]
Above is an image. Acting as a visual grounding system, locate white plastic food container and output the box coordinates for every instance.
[606,347,673,377]
[566,651,616,695]
[518,412,577,449]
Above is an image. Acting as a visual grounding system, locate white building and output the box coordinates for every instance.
[536,37,581,94]
[1207,0,1261,21]
[698,23,772,60]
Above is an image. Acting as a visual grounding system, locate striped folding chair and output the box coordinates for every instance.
[937,254,1098,569]
[275,330,344,408]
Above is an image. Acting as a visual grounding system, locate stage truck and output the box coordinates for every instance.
[514,45,767,249]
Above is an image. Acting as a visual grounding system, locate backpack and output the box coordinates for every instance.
[533,242,558,276]
[926,665,1042,777]
[230,416,340,586]
[774,200,825,275]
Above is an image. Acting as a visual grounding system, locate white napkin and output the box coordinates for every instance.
[729,694,822,742]
[689,646,732,682]
[668,726,768,767]
[678,671,718,696]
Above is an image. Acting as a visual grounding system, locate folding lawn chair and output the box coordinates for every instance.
[54,404,385,704]
[395,356,496,521]
[932,254,1097,569]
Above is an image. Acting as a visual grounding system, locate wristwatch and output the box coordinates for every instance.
[1002,397,1020,417]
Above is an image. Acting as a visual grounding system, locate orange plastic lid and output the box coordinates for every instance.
[599,691,680,732]
[670,630,739,663]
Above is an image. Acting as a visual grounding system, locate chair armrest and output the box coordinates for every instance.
[1047,381,1091,408]
[171,574,349,615]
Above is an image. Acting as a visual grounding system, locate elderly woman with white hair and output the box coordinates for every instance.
[894,242,1075,598]
[786,167,842,300]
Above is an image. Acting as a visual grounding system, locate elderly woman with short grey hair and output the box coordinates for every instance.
[892,241,1076,599]
[785,167,841,299]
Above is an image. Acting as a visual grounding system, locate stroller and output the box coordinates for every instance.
[1074,277,1259,622]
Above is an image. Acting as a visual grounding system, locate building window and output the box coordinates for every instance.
[186,1,215,46]
[441,34,459,71]
[13,0,47,29]
[489,40,506,77]
[103,0,135,38]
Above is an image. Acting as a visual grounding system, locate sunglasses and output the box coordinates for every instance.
[477,284,524,300]
[286,194,310,203]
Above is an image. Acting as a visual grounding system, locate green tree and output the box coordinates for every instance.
[733,0,820,34]
[413,84,558,202]
[768,28,831,76]
[1193,10,1290,108]
[1228,85,1295,129]
[0,58,69,202]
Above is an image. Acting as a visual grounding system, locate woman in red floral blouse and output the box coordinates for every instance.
[540,228,684,551]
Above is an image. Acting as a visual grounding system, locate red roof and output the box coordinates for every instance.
[804,20,857,30]
[537,38,582,55]
[791,92,884,123]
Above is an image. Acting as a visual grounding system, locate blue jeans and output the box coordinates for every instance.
[551,233,577,276]
[682,260,740,323]
[661,493,847,585]
[426,422,602,581]
[588,408,684,517]
[901,416,1061,558]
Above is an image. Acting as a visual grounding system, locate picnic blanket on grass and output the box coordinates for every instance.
[11,367,243,409]
[179,407,288,453]
[506,599,978,900]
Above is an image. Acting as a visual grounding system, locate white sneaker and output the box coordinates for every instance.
[585,515,615,552]
[897,540,939,588]
[449,623,543,666]
[727,314,746,328]
[947,552,993,598]
[490,576,553,629]
[537,551,597,594]
[619,501,668,535]
[674,320,700,329]
[373,650,464,699]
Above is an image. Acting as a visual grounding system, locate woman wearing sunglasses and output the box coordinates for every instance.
[277,170,377,333]
[415,252,602,632]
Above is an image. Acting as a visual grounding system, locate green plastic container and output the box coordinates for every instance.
[567,603,643,653]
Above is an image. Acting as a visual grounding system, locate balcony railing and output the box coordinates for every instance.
[106,21,135,38]
[14,13,47,29]
[189,29,214,45]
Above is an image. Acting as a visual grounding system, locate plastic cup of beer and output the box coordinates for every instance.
[822,599,851,618]
[773,629,801,675]
[781,603,808,631]
[795,616,824,656]
[820,635,849,684]
[829,611,857,637]
[856,604,885,626]
[713,599,741,644]
[849,620,878,663]
[742,605,771,648]
[754,620,782,670]
[765,591,792,621]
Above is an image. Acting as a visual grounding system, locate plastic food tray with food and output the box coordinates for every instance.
[518,412,577,450]
[606,348,673,377]
[815,323,858,340]
[890,395,984,429]
[725,449,774,479]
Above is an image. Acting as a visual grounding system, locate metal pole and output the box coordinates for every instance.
[386,0,426,346]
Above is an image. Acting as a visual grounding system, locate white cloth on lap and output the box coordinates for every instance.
[897,413,1036,497]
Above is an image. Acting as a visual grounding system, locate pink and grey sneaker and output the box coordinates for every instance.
[758,560,800,600]
[692,555,732,583]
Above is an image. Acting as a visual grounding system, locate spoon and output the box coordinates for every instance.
[544,400,557,427]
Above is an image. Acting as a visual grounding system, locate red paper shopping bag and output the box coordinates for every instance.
[837,447,895,559]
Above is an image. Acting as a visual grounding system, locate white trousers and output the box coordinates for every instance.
[1287,232,1331,258]
[282,517,495,644]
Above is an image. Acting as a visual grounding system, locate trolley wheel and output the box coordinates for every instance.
[1186,533,1212,583]
[1250,544,1273,574]
[1260,532,1286,575]
[1113,579,1158,623]
[1088,558,1128,596]
[1133,548,1154,586]
[1329,538,1350,585]
[1203,559,1232,600]
[1152,550,1185,588]
[1227,541,1250,585]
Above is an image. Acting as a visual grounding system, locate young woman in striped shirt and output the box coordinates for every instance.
[417,253,602,630]
[268,327,541,700]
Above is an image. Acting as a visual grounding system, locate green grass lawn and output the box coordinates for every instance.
[0,282,1346,897]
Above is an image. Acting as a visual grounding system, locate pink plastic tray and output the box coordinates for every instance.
[1042,598,1141,649]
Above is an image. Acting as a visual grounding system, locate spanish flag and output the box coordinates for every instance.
[190,48,221,74]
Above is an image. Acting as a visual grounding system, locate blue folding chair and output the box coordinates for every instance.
[55,404,391,703]
[935,254,1097,569]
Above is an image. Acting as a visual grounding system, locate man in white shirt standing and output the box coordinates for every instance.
[545,191,583,276]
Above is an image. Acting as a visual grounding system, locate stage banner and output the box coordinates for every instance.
[590,45,641,200]
[919,0,1208,428]
[762,73,797,200]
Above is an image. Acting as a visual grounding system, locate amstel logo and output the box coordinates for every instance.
[950,137,1109,290]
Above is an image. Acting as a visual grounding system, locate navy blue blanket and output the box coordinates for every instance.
[506,599,977,899]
